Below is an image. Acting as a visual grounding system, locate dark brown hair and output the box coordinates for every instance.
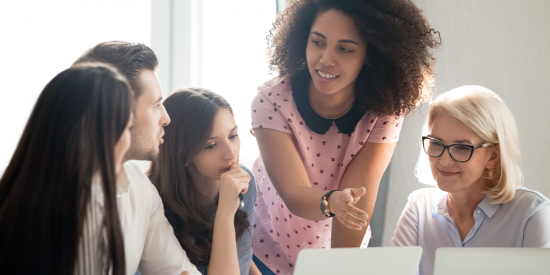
[148,88,249,267]
[269,0,441,116]
[0,63,131,275]
[74,41,158,98]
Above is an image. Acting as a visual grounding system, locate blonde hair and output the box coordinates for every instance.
[415,85,522,204]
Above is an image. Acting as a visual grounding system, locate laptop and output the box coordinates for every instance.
[293,246,422,275]
[434,248,550,275]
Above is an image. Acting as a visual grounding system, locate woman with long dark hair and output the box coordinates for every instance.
[250,0,441,274]
[0,63,133,275]
[148,88,259,275]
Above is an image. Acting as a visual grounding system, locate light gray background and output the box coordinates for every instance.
[381,0,550,245]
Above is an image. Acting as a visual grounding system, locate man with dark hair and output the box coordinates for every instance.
[74,41,199,275]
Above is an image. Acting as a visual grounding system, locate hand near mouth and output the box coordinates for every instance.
[218,163,250,216]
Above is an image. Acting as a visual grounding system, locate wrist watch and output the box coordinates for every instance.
[320,190,337,217]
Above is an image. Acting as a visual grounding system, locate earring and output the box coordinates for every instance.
[487,168,494,177]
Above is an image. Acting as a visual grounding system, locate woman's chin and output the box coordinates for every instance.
[311,82,339,96]
[435,179,456,193]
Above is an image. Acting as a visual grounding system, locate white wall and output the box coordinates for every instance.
[382,0,550,245]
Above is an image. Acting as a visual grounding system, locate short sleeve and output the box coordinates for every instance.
[366,115,405,143]
[251,91,293,135]
[390,192,419,247]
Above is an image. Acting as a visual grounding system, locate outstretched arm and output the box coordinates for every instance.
[331,141,396,247]
[255,128,369,228]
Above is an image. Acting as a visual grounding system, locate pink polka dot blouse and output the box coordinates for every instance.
[250,76,404,275]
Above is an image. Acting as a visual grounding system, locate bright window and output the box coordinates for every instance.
[199,0,276,168]
[0,1,276,173]
[0,1,152,173]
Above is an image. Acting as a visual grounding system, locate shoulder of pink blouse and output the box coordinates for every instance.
[257,76,293,97]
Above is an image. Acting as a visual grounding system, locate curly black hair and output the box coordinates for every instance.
[268,0,441,116]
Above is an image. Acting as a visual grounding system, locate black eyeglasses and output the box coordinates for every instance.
[422,136,493,163]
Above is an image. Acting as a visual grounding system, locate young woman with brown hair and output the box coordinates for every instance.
[148,88,260,275]
[0,63,133,275]
[250,0,441,274]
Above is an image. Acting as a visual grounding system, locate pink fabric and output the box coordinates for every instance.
[250,77,404,275]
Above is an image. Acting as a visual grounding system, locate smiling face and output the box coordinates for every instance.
[189,108,240,181]
[306,9,367,96]
[428,113,499,195]
[125,69,171,161]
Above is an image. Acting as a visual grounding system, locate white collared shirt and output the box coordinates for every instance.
[391,187,550,275]
[75,177,107,275]
[118,162,200,275]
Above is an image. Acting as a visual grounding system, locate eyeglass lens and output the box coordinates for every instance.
[423,138,473,162]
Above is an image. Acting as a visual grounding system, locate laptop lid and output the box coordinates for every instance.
[434,248,550,275]
[294,246,422,275]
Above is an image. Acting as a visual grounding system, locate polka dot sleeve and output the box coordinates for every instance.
[250,90,293,135]
[366,115,405,143]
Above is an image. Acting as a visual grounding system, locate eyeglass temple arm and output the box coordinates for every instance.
[476,142,497,149]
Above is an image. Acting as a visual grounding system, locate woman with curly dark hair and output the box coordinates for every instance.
[250,0,441,274]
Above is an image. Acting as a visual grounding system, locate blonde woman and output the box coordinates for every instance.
[391,85,550,275]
